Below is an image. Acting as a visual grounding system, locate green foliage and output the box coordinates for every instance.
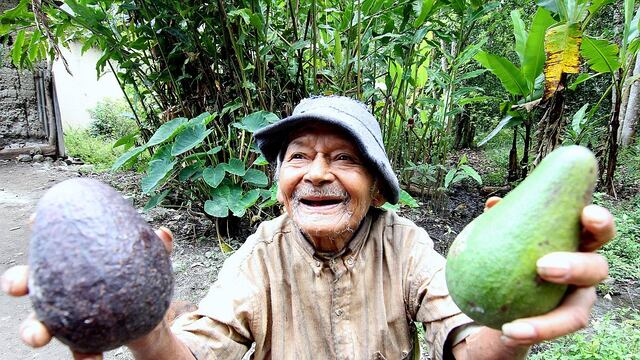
[530,308,640,359]
[443,154,482,190]
[64,128,125,172]
[88,98,137,140]
[113,111,277,219]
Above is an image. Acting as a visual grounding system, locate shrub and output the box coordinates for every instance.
[64,128,125,172]
[88,98,137,140]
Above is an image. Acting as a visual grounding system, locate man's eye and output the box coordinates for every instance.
[290,153,304,160]
[336,154,354,161]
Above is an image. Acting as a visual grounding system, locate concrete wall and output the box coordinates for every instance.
[52,43,125,129]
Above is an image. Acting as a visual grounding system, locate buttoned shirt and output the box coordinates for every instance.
[172,209,474,359]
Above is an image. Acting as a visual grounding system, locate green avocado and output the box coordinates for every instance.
[445,145,597,329]
[28,178,173,353]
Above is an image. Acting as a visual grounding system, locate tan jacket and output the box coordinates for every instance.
[172,209,473,360]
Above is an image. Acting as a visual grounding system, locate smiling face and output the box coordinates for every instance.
[277,124,384,252]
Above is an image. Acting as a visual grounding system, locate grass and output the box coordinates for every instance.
[64,128,125,172]
[530,308,640,359]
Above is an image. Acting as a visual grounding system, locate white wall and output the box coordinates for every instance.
[52,42,124,129]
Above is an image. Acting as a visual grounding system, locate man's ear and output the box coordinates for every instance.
[276,184,285,204]
[371,186,386,207]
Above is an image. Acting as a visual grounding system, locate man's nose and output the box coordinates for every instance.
[303,155,334,185]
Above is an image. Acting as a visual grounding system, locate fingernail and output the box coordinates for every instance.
[583,206,609,226]
[21,325,36,345]
[537,255,570,278]
[502,322,537,339]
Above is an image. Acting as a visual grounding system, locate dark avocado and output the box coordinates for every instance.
[28,178,173,353]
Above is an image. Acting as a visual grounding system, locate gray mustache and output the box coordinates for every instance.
[292,185,349,200]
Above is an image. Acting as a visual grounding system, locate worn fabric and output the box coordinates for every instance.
[172,209,473,360]
[254,96,400,204]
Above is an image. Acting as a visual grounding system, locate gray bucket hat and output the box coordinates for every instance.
[254,96,400,204]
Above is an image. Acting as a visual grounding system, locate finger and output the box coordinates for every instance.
[484,196,501,212]
[72,352,103,360]
[579,205,616,252]
[155,226,174,254]
[19,313,53,348]
[536,252,609,286]
[29,213,36,228]
[1,265,29,296]
[501,286,596,346]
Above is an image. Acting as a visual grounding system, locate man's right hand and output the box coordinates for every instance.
[1,227,176,360]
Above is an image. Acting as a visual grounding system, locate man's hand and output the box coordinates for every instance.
[461,197,615,356]
[1,225,175,360]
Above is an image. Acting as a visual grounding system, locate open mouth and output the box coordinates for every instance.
[299,198,344,207]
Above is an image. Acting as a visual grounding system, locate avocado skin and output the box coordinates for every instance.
[28,178,173,353]
[445,146,597,329]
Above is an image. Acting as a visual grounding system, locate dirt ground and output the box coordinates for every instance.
[0,159,636,359]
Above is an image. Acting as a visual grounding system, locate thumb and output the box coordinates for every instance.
[155,227,174,254]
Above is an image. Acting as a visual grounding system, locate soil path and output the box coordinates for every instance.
[0,161,77,359]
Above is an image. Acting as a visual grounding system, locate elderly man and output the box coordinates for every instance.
[3,96,613,359]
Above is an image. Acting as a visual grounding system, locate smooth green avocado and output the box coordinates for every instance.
[445,145,597,329]
[28,178,173,353]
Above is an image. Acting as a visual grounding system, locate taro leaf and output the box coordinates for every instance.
[189,112,215,126]
[141,158,176,194]
[233,111,279,133]
[221,99,243,117]
[253,154,269,166]
[152,144,173,161]
[203,164,226,188]
[399,190,418,208]
[146,117,187,147]
[144,189,170,212]
[227,185,247,217]
[240,189,261,209]
[179,161,204,182]
[475,51,528,95]
[111,145,146,171]
[171,123,213,156]
[204,195,229,218]
[580,36,620,74]
[460,165,482,186]
[259,183,279,208]
[243,169,269,186]
[224,158,247,176]
[543,23,582,100]
[183,146,223,162]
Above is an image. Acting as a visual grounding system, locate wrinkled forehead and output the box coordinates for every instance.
[283,121,362,154]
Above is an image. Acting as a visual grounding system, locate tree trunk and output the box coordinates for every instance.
[618,55,640,146]
[454,110,475,149]
[605,73,624,196]
[508,128,519,182]
[534,77,567,166]
[520,119,532,178]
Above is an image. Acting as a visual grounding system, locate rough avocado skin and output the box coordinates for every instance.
[28,178,173,353]
[445,145,597,329]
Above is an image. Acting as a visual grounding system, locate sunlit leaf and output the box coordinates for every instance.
[581,36,620,74]
[11,30,26,65]
[146,117,187,147]
[413,0,435,28]
[232,111,279,133]
[511,10,527,66]
[543,23,582,100]
[523,8,556,88]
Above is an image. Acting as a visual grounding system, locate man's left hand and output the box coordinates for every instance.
[485,197,615,347]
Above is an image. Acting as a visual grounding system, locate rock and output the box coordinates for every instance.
[33,154,45,162]
[78,164,95,173]
[17,154,33,162]
[44,157,54,163]
[30,147,43,155]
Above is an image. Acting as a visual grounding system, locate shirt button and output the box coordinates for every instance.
[335,309,343,316]
[346,257,354,266]
[315,261,321,267]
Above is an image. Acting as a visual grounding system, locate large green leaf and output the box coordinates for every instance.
[522,8,556,89]
[581,36,621,74]
[227,185,247,217]
[475,51,528,95]
[11,30,26,65]
[240,189,261,209]
[243,168,269,186]
[203,164,226,188]
[141,158,176,194]
[146,117,187,147]
[232,111,279,133]
[204,196,229,218]
[413,0,435,28]
[535,0,558,13]
[478,114,523,146]
[511,10,528,66]
[111,145,146,171]
[543,23,582,99]
[171,123,213,156]
[224,158,247,176]
[588,0,617,17]
[179,162,204,182]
